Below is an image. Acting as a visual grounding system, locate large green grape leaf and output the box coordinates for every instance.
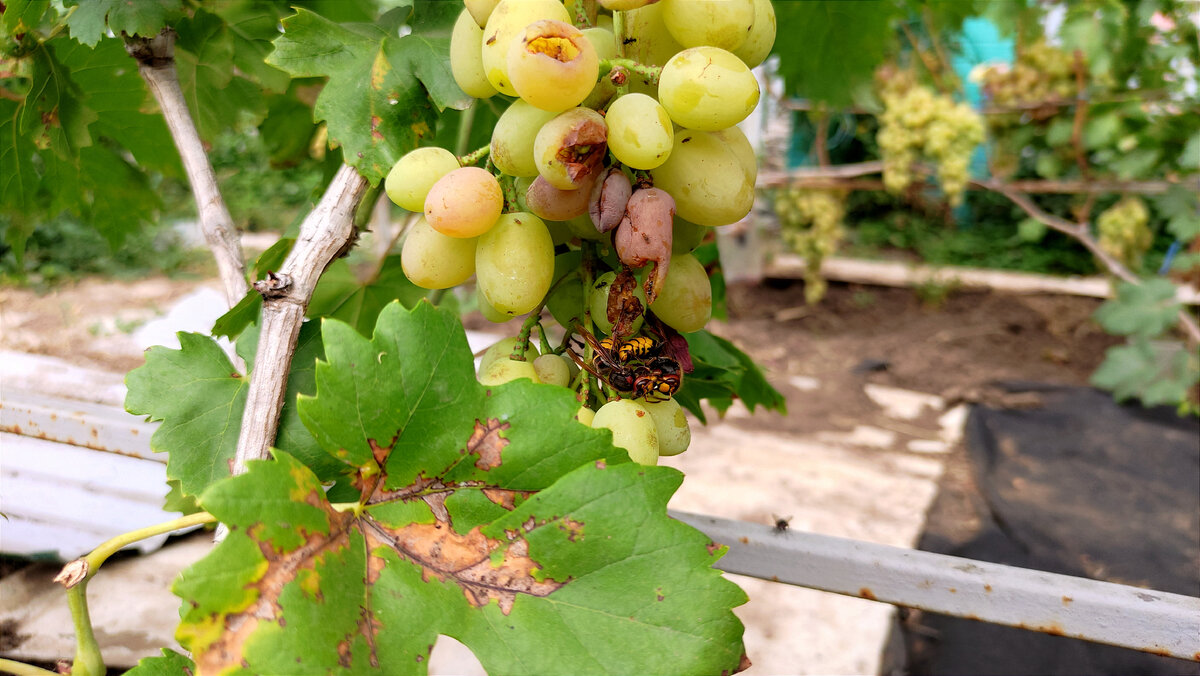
[1153,185,1200,242]
[0,99,38,216]
[3,0,49,36]
[173,301,748,675]
[307,255,436,336]
[266,1,470,185]
[1093,279,1181,338]
[64,0,184,47]
[20,41,96,157]
[1091,337,1199,408]
[773,1,903,106]
[677,330,787,424]
[125,322,335,499]
[124,649,195,675]
[174,9,267,140]
[209,0,293,93]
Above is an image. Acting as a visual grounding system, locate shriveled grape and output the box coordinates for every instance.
[615,188,675,303]
[533,107,608,190]
[589,270,646,336]
[589,167,632,233]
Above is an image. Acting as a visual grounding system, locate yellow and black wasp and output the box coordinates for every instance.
[568,327,683,403]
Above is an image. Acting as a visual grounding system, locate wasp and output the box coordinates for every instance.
[569,328,682,403]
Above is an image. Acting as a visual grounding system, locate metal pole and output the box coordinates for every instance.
[671,511,1200,662]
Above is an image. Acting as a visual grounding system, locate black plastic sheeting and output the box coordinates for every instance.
[906,384,1200,676]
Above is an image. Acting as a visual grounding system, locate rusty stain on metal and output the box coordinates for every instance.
[1062,596,1073,605]
[984,584,993,593]
[948,587,957,593]
[859,588,876,601]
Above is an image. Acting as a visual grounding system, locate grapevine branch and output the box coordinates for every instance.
[974,178,1200,347]
[125,30,248,308]
[233,164,370,476]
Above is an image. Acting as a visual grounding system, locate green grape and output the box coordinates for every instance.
[450,9,498,99]
[589,270,647,335]
[731,0,776,68]
[476,212,555,316]
[582,26,617,61]
[385,147,461,212]
[711,125,757,185]
[648,252,711,333]
[591,399,659,465]
[478,337,538,375]
[508,20,599,112]
[481,0,571,96]
[564,212,607,241]
[598,0,655,9]
[658,46,759,132]
[574,406,595,426]
[400,216,477,290]
[424,167,503,238]
[605,93,674,170]
[491,100,559,178]
[532,353,571,387]
[776,188,846,304]
[1098,196,1152,267]
[464,0,501,27]
[636,396,690,456]
[621,2,684,94]
[672,216,707,254]
[660,0,753,51]
[477,290,513,323]
[533,107,608,190]
[650,129,754,226]
[479,357,540,385]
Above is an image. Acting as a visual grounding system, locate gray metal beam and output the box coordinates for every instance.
[671,510,1200,662]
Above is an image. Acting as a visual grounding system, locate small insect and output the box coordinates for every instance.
[772,515,792,533]
[568,328,682,403]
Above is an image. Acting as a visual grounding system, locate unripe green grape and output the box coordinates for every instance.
[464,0,501,27]
[590,270,646,335]
[621,2,684,95]
[582,26,617,61]
[424,167,503,238]
[534,107,608,190]
[385,147,461,212]
[476,212,555,316]
[400,216,477,289]
[478,337,538,376]
[731,0,775,68]
[672,217,707,254]
[508,20,599,112]
[481,0,571,96]
[650,129,754,226]
[565,213,607,241]
[605,93,674,170]
[659,46,759,131]
[533,353,571,387]
[648,253,711,333]
[637,397,691,456]
[477,290,513,323]
[492,101,559,178]
[592,399,659,465]
[451,9,498,99]
[660,0,753,51]
[479,357,540,385]
[574,406,595,426]
[711,125,757,185]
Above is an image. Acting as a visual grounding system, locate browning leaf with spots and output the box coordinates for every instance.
[168,302,748,676]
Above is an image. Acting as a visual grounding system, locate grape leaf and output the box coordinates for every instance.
[21,41,97,156]
[1093,279,1181,338]
[1091,337,1199,408]
[0,99,38,216]
[676,330,786,424]
[266,2,470,185]
[174,9,267,140]
[210,0,293,93]
[1152,185,1200,242]
[124,649,195,675]
[3,0,49,36]
[124,323,334,498]
[307,255,431,335]
[1180,132,1200,171]
[773,1,902,106]
[64,0,183,47]
[173,301,748,675]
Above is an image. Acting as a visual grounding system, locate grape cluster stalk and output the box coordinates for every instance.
[876,70,984,206]
[384,0,776,466]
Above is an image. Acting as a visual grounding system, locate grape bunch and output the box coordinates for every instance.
[772,187,846,304]
[876,72,984,206]
[1097,196,1153,269]
[975,41,1077,108]
[385,0,776,466]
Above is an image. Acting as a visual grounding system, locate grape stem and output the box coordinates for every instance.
[455,101,478,157]
[458,144,491,167]
[0,659,58,676]
[599,59,661,86]
[510,270,580,362]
